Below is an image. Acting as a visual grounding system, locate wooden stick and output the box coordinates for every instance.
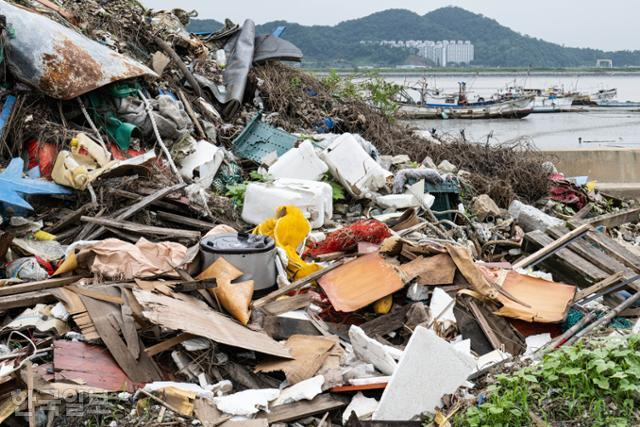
[513,223,591,270]
[253,258,355,308]
[25,360,35,427]
[575,272,624,301]
[566,290,640,346]
[81,216,201,240]
[177,89,207,140]
[87,183,186,240]
[145,333,195,357]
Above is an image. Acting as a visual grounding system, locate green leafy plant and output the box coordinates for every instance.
[225,183,247,207]
[322,173,346,201]
[456,336,640,427]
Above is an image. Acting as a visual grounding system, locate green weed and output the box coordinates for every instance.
[455,336,640,427]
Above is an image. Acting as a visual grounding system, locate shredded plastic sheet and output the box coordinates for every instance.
[306,220,391,257]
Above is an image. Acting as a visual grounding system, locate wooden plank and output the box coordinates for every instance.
[524,230,608,286]
[68,285,125,305]
[360,304,411,338]
[81,216,201,240]
[87,183,186,240]
[0,276,82,297]
[145,333,195,357]
[155,211,217,231]
[571,207,640,229]
[575,272,624,301]
[253,258,356,309]
[53,340,140,392]
[262,293,313,316]
[134,290,291,358]
[262,316,321,341]
[585,231,640,272]
[570,202,593,222]
[513,224,591,270]
[260,394,347,424]
[81,289,162,383]
[0,290,56,310]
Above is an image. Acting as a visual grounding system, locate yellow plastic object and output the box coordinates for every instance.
[373,294,393,314]
[586,181,597,192]
[34,230,56,241]
[254,205,320,280]
[52,251,78,276]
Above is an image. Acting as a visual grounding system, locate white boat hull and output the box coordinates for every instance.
[532,96,574,112]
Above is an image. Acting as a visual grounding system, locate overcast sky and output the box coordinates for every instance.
[142,0,637,51]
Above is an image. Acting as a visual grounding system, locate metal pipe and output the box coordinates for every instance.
[565,291,640,346]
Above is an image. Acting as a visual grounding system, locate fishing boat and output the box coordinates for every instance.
[573,88,618,105]
[397,96,534,120]
[397,81,534,119]
[495,85,574,113]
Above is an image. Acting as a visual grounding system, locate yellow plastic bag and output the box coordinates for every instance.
[254,206,320,280]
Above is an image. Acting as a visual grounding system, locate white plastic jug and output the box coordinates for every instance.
[242,178,333,229]
[268,140,328,181]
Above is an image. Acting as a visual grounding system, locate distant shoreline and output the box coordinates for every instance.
[308,67,640,76]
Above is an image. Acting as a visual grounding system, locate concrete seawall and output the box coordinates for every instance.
[542,148,640,199]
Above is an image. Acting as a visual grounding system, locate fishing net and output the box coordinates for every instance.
[307,219,391,257]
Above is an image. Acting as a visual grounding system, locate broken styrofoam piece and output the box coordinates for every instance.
[341,363,377,383]
[320,133,392,199]
[508,200,563,232]
[205,380,233,396]
[268,140,328,181]
[213,388,280,416]
[181,337,212,352]
[373,326,475,421]
[348,325,397,376]
[272,375,324,406]
[407,282,430,301]
[524,333,552,357]
[406,180,435,210]
[452,339,472,357]
[383,345,404,361]
[429,287,456,330]
[178,140,224,188]
[375,192,434,210]
[349,376,391,386]
[242,178,333,229]
[342,392,379,424]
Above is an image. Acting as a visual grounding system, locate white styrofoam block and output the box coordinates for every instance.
[349,325,397,376]
[213,388,279,416]
[321,133,391,199]
[373,327,475,421]
[342,392,379,424]
[273,375,324,406]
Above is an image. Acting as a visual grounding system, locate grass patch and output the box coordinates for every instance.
[455,335,640,427]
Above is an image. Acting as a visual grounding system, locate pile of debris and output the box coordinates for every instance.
[0,1,639,426]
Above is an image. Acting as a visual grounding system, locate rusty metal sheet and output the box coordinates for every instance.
[0,0,157,99]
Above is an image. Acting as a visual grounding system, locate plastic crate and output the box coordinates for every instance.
[425,179,460,221]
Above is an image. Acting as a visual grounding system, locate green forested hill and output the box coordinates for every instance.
[187,7,640,68]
